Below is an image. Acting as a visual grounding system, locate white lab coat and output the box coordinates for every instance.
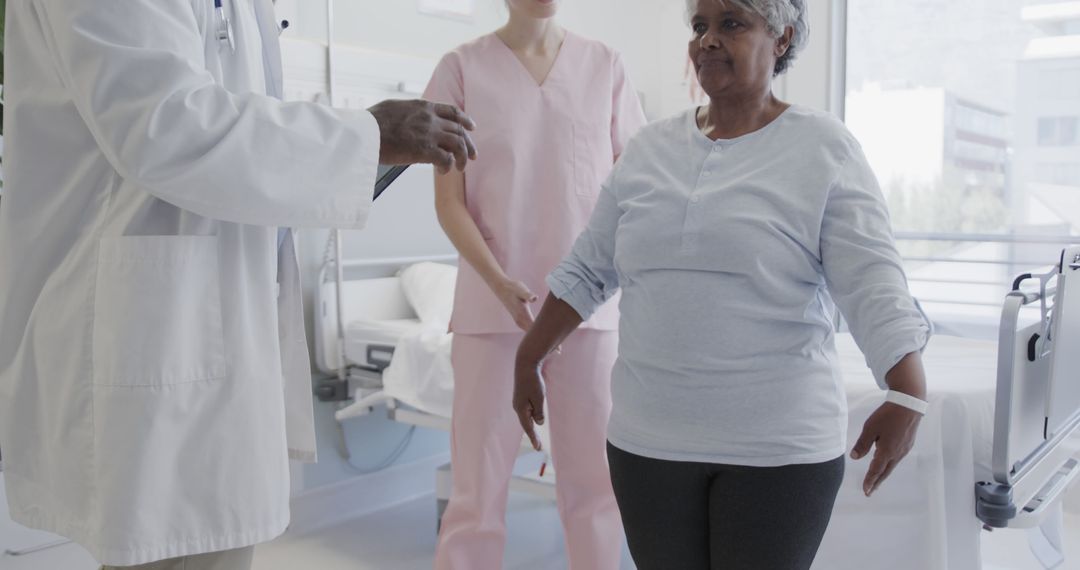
[0,0,379,565]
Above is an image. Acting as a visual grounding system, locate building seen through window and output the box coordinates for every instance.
[846,0,1080,334]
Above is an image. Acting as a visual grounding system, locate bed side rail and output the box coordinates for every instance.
[977,246,1080,528]
[312,226,455,376]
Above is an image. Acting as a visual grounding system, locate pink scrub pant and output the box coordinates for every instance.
[434,329,621,570]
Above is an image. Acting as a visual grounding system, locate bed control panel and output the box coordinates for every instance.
[366,345,396,371]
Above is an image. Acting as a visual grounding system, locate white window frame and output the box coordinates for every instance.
[774,0,848,117]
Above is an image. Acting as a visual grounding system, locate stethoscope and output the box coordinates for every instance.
[215,0,290,53]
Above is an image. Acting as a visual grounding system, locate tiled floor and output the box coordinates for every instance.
[2,492,1078,569]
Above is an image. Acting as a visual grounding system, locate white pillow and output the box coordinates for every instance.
[398,262,458,325]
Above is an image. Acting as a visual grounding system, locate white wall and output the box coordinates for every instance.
[277,0,671,118]
[275,0,844,116]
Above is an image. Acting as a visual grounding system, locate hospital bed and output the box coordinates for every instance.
[313,246,557,526]
[314,243,1080,569]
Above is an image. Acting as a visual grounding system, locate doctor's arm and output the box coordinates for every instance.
[33,0,474,228]
[821,149,931,496]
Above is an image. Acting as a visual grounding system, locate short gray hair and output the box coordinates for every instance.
[684,0,809,76]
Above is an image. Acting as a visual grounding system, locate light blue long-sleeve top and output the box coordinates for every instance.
[547,105,932,466]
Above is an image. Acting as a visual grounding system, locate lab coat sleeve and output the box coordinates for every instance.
[820,145,932,388]
[610,53,646,161]
[546,169,623,321]
[33,0,379,228]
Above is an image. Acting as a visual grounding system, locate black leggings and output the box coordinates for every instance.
[608,443,844,570]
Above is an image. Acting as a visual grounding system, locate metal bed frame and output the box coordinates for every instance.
[976,246,1080,529]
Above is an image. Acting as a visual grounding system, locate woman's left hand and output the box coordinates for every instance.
[850,402,923,496]
[513,358,546,452]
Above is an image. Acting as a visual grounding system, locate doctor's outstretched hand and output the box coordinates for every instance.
[368,100,478,174]
[850,352,928,497]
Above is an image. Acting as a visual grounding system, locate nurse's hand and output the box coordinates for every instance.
[495,278,538,331]
[850,403,922,496]
[513,357,546,451]
[368,100,478,174]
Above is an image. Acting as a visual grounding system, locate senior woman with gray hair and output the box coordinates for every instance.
[512,0,932,568]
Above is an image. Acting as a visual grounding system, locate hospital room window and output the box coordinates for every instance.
[844,0,1080,333]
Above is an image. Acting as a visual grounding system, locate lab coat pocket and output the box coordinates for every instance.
[573,120,614,198]
[93,236,227,387]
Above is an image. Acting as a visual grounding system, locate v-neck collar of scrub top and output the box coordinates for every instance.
[491,30,573,90]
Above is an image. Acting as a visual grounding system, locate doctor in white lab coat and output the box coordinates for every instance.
[0,0,476,568]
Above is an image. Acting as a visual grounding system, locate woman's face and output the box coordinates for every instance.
[506,0,560,19]
[687,0,792,100]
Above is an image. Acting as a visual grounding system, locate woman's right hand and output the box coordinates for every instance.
[494,278,538,331]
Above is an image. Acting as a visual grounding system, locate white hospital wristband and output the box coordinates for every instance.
[886,390,928,415]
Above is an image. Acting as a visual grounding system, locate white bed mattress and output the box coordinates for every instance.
[380,325,455,419]
[343,317,424,370]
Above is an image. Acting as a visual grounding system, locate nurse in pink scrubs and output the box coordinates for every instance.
[423,0,646,568]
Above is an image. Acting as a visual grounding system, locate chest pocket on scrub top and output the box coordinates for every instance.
[573,120,613,198]
[92,235,227,387]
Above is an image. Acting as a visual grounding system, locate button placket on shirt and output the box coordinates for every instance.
[682,143,724,251]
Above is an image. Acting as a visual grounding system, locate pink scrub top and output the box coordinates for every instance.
[424,32,646,334]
